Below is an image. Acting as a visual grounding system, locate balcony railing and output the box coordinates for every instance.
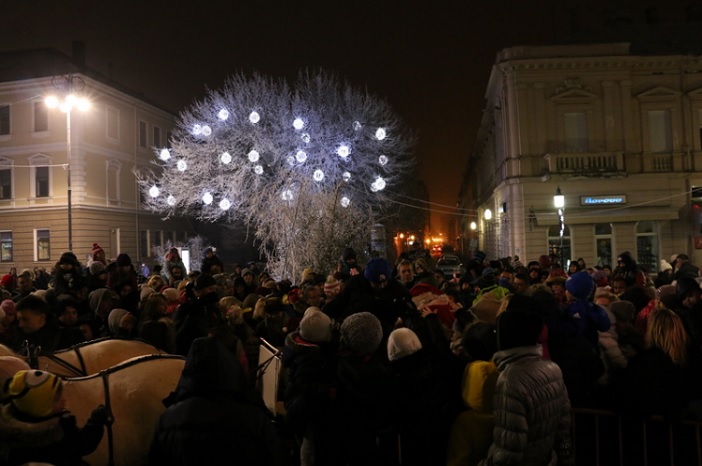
[544,152,625,175]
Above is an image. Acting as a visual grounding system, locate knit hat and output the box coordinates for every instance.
[473,251,486,264]
[659,260,673,272]
[241,268,253,277]
[89,261,106,276]
[565,270,594,300]
[340,312,383,354]
[299,307,332,343]
[470,292,502,324]
[609,300,635,324]
[0,356,31,402]
[6,369,63,418]
[91,243,104,259]
[107,308,133,335]
[0,299,15,316]
[88,288,119,315]
[0,274,13,289]
[387,327,422,361]
[496,309,542,350]
[59,251,78,265]
[363,258,392,284]
[193,273,216,291]
[323,275,341,295]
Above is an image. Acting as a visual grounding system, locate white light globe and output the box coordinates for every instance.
[375,128,387,140]
[342,171,351,182]
[295,150,307,163]
[192,124,202,135]
[353,121,362,131]
[378,155,388,166]
[281,189,293,201]
[167,195,176,206]
[249,111,260,124]
[370,183,379,193]
[248,150,260,162]
[219,198,231,210]
[287,156,295,166]
[218,109,230,121]
[254,165,263,175]
[301,133,311,144]
[76,98,90,112]
[313,169,325,182]
[45,96,59,109]
[201,125,212,137]
[293,118,304,130]
[159,149,171,161]
[177,160,187,172]
[202,192,213,205]
[337,145,350,158]
[220,152,232,164]
[341,196,350,207]
[149,186,160,198]
[374,177,386,191]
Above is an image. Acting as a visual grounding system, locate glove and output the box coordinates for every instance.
[88,405,109,425]
[59,412,77,429]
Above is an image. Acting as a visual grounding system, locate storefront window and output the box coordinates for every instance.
[636,221,659,273]
[594,223,613,268]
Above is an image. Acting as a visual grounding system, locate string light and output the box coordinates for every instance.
[375,128,386,140]
[218,109,230,120]
[220,152,232,164]
[313,169,325,181]
[337,145,350,158]
[293,118,304,130]
[249,111,260,124]
[159,149,171,161]
[341,196,350,207]
[295,150,307,163]
[149,186,159,198]
[167,195,176,206]
[177,160,187,172]
[202,192,213,205]
[248,150,260,162]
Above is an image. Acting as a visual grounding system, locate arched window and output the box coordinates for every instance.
[548,224,571,267]
[594,223,613,268]
[636,221,659,273]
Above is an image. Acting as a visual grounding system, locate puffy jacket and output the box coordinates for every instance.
[480,346,573,466]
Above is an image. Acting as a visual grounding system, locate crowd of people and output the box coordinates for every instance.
[0,243,701,465]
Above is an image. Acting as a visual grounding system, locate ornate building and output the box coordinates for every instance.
[0,45,193,270]
[460,42,702,271]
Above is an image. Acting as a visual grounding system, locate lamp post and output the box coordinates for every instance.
[553,187,565,268]
[45,75,89,252]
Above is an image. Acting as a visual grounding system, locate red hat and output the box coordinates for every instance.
[91,243,104,258]
[0,274,13,289]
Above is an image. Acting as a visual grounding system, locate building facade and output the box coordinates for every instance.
[460,43,702,272]
[0,47,194,271]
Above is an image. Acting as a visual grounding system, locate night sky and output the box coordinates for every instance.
[2,0,685,234]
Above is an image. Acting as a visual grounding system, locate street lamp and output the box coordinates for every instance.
[553,187,565,268]
[45,75,90,252]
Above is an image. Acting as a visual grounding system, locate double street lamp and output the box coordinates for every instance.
[45,75,90,252]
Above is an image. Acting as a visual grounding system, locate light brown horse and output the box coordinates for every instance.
[64,354,185,466]
[0,337,167,377]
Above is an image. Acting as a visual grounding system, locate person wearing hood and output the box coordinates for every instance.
[149,336,283,465]
[173,274,224,356]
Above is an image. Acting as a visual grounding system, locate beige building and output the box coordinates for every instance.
[0,47,194,271]
[460,42,702,272]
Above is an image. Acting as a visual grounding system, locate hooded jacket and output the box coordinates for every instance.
[149,337,282,466]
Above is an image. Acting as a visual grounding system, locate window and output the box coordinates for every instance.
[34,102,48,133]
[648,110,672,153]
[139,121,147,148]
[636,221,659,273]
[106,160,121,203]
[29,155,51,198]
[140,230,149,259]
[151,230,162,254]
[594,223,613,268]
[107,106,119,141]
[0,105,9,136]
[0,232,12,262]
[153,126,161,148]
[0,160,12,200]
[564,112,588,152]
[548,224,571,266]
[35,229,50,261]
[35,166,49,198]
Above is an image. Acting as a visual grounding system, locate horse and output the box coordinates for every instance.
[0,337,167,377]
[63,353,185,466]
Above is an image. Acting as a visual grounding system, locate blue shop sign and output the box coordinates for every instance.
[580,195,627,206]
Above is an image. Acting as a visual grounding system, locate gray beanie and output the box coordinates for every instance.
[299,308,332,343]
[387,327,422,361]
[340,312,382,355]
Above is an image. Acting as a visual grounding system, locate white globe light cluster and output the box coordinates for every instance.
[149,186,160,198]
[370,176,386,192]
[203,192,213,205]
[378,155,388,166]
[295,150,307,163]
[218,109,230,121]
[313,169,325,182]
[249,111,260,124]
[293,118,304,130]
[167,195,176,206]
[220,152,232,164]
[248,150,260,162]
[337,145,350,158]
[375,128,386,140]
[177,160,187,172]
[159,149,171,161]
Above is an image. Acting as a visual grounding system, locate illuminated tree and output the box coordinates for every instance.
[138,71,415,280]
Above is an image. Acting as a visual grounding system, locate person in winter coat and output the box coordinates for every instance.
[0,369,107,466]
[282,307,336,466]
[479,309,573,466]
[149,336,283,465]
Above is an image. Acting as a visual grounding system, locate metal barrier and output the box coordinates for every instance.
[572,408,702,466]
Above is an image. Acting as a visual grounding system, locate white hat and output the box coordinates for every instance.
[387,327,422,362]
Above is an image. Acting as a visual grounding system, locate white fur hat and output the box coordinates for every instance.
[387,327,422,361]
